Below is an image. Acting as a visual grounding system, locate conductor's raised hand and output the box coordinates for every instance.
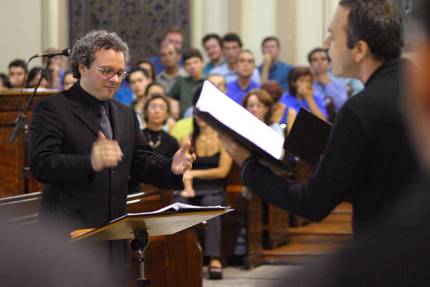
[90,131,123,172]
[171,140,196,175]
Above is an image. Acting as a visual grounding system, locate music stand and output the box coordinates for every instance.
[71,208,232,287]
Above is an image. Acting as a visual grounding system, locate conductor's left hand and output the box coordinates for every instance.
[171,141,196,175]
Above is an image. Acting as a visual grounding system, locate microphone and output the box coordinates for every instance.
[30,48,71,59]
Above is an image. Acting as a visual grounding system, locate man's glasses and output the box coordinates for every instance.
[97,66,127,80]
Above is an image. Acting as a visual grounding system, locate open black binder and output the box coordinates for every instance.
[284,108,332,166]
[195,81,332,169]
[195,81,288,170]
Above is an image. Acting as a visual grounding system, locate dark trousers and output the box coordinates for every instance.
[175,188,225,258]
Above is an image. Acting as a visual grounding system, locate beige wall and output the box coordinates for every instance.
[0,0,69,74]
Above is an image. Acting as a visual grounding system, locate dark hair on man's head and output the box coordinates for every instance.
[307,47,330,64]
[182,48,203,62]
[202,33,222,47]
[0,73,11,89]
[136,59,156,82]
[127,67,150,83]
[8,59,27,73]
[261,36,280,48]
[339,0,403,61]
[222,33,242,48]
[288,66,313,96]
[70,30,129,79]
[410,0,430,37]
[162,26,184,40]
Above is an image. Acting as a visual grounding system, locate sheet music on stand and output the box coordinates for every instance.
[70,203,232,242]
[195,80,287,170]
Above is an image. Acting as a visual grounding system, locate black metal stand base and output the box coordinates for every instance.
[131,230,150,287]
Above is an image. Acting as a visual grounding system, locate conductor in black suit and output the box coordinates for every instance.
[28,30,195,286]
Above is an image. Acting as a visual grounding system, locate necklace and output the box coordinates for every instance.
[144,130,162,148]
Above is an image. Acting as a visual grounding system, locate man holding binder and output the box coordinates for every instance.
[222,0,419,237]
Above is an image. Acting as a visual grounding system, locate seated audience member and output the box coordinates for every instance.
[137,59,156,82]
[261,81,296,133]
[8,59,27,88]
[42,48,66,90]
[210,33,260,84]
[156,43,187,93]
[169,48,205,118]
[128,68,152,128]
[259,36,292,91]
[142,94,179,158]
[145,82,166,97]
[26,67,49,89]
[171,74,227,143]
[242,89,284,136]
[308,47,348,113]
[177,111,232,280]
[149,27,185,75]
[0,73,11,91]
[280,67,328,121]
[62,70,77,90]
[202,33,225,76]
[143,82,176,131]
[226,50,260,104]
[183,73,227,118]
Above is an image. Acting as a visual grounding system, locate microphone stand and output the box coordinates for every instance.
[9,56,53,194]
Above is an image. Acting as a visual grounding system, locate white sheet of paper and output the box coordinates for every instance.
[196,80,284,160]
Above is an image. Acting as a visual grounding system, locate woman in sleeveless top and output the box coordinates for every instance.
[177,115,232,279]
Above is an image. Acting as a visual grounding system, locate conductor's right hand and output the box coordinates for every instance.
[90,131,123,172]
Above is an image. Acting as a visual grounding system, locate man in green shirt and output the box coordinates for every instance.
[169,49,205,118]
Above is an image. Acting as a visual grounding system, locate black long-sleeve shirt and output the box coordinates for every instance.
[241,58,419,236]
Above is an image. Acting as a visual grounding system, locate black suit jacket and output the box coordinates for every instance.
[29,84,183,229]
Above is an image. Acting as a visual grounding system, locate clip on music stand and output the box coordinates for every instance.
[70,208,232,287]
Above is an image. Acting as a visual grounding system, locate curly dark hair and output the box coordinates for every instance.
[339,0,403,61]
[70,30,129,79]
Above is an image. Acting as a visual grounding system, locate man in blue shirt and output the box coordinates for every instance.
[258,36,292,91]
[210,33,260,84]
[308,47,348,112]
[202,33,225,76]
[149,27,184,75]
[226,50,260,104]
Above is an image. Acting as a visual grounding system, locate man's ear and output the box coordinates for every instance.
[351,40,369,64]
[78,63,87,77]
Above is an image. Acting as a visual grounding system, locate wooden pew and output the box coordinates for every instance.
[0,90,54,197]
[0,186,203,287]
